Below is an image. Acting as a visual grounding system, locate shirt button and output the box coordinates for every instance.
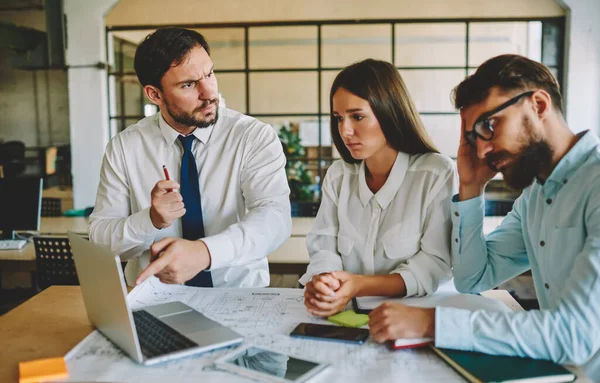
[454,212,460,217]
[544,283,550,289]
[455,238,459,243]
[563,179,568,184]
[546,198,552,204]
[540,241,545,247]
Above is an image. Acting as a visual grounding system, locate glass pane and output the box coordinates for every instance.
[527,22,542,62]
[108,75,119,116]
[322,24,392,68]
[112,118,143,133]
[217,73,246,114]
[249,26,317,69]
[548,67,559,81]
[249,72,318,114]
[320,70,341,113]
[111,40,136,73]
[112,35,121,72]
[541,20,562,67]
[399,69,465,112]
[121,43,136,72]
[111,30,154,46]
[122,76,144,116]
[260,117,335,159]
[111,28,245,71]
[468,22,530,67]
[198,28,245,70]
[395,23,466,66]
[111,35,138,73]
[298,118,332,151]
[420,114,461,158]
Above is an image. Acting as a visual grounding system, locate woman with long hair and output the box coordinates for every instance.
[300,59,456,316]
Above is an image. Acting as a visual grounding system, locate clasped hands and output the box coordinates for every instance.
[304,271,435,344]
[304,271,359,317]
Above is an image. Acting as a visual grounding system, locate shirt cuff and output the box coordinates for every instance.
[298,272,312,287]
[298,268,337,287]
[202,233,235,270]
[394,269,418,298]
[451,194,485,228]
[434,306,475,351]
[127,207,161,239]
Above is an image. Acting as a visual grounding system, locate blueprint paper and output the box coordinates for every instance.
[64,277,500,382]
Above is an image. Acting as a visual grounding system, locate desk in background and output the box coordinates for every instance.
[267,216,506,274]
[0,217,88,288]
[0,216,507,285]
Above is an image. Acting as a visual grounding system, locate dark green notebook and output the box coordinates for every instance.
[431,347,576,383]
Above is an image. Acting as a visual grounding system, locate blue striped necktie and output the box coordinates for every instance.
[178,134,213,287]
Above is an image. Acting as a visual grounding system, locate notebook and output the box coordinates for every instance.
[391,337,434,350]
[327,310,369,327]
[431,347,576,383]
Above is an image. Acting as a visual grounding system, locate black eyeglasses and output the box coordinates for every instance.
[465,91,535,147]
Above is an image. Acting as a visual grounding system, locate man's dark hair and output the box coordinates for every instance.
[134,28,210,89]
[452,54,563,115]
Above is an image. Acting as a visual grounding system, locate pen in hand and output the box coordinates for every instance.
[162,165,173,192]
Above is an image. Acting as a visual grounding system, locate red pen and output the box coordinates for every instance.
[162,165,173,192]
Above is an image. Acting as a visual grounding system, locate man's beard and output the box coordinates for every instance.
[487,121,553,190]
[500,140,553,189]
[165,99,219,128]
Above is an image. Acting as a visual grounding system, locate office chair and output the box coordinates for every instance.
[33,236,79,290]
[41,197,63,217]
[0,141,26,178]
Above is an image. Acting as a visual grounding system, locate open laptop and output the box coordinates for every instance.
[68,232,243,365]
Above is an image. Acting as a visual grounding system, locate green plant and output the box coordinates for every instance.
[278,124,314,201]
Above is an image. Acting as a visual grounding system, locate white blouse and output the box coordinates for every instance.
[299,152,456,297]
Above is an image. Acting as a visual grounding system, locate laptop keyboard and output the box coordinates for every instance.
[132,310,199,359]
[0,240,27,250]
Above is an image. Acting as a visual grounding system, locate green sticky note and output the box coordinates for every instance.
[328,310,369,328]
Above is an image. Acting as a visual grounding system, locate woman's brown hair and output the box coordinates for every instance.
[330,59,438,164]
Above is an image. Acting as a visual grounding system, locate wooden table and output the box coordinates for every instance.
[0,286,93,383]
[0,286,587,383]
[38,216,89,235]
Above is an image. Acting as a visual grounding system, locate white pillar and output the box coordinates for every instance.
[64,0,119,209]
[557,0,600,135]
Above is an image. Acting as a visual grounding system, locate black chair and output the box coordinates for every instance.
[41,197,63,217]
[0,141,26,178]
[33,236,79,290]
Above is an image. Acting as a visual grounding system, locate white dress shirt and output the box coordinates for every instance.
[89,107,292,287]
[299,152,455,297]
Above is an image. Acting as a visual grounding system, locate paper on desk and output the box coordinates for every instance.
[354,280,511,313]
[64,277,469,383]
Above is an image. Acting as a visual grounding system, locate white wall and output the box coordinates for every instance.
[64,0,119,209]
[557,0,600,136]
[106,0,564,25]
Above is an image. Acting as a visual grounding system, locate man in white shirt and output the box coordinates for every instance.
[89,27,291,288]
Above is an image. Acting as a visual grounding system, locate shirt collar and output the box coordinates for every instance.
[540,130,599,195]
[358,152,410,209]
[157,111,215,146]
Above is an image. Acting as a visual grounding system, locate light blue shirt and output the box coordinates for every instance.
[435,130,600,379]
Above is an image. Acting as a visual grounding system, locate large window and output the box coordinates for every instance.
[107,18,565,208]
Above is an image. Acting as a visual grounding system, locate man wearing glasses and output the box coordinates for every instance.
[367,54,600,379]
